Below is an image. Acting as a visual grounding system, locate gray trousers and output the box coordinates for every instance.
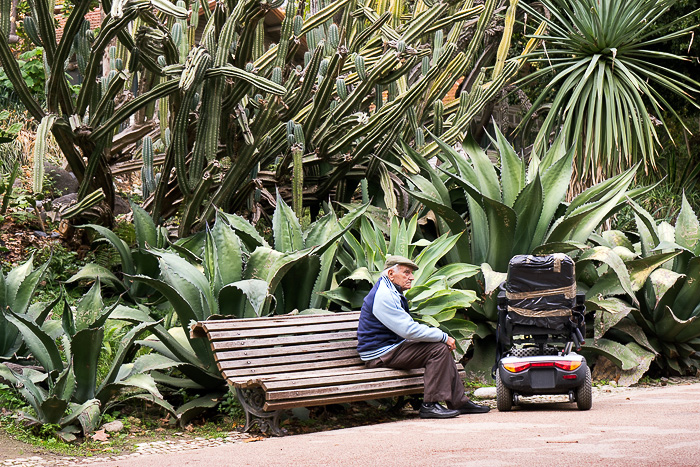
[365,340,469,409]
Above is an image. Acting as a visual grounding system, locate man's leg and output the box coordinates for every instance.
[368,340,468,408]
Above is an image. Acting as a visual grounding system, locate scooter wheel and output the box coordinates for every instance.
[576,366,593,411]
[496,371,513,412]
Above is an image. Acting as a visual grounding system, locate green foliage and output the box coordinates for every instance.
[0,47,45,101]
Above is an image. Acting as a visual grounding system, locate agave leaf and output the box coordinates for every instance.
[587,251,680,297]
[511,172,543,254]
[131,201,158,249]
[219,212,270,250]
[273,192,303,253]
[79,224,135,275]
[243,247,314,295]
[65,263,124,291]
[582,338,648,371]
[219,279,272,317]
[51,362,75,402]
[669,257,700,321]
[461,134,500,200]
[531,241,588,255]
[652,305,700,343]
[7,257,49,314]
[75,281,103,331]
[495,124,525,208]
[412,233,462,286]
[132,353,181,375]
[675,193,700,256]
[97,373,167,409]
[627,197,660,257]
[480,262,506,295]
[39,395,69,425]
[176,393,222,427]
[588,296,635,340]
[579,246,636,301]
[533,147,574,246]
[63,399,101,434]
[96,320,160,398]
[207,216,244,294]
[72,327,104,403]
[4,310,63,373]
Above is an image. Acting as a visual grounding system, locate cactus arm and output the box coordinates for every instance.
[304,50,346,143]
[91,80,179,142]
[47,0,93,115]
[89,72,128,126]
[0,35,45,120]
[0,0,9,38]
[298,0,353,36]
[32,115,57,193]
[76,11,139,114]
[27,0,57,63]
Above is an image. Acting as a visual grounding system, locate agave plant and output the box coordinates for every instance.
[114,199,369,391]
[391,129,656,376]
[585,194,700,377]
[0,256,55,360]
[0,284,177,437]
[518,0,700,189]
[322,213,480,356]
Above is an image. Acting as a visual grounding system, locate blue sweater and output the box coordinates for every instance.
[357,275,448,361]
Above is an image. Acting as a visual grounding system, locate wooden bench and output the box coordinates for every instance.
[190,311,465,435]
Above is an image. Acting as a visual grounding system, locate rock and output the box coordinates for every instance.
[114,195,131,215]
[473,387,497,399]
[101,420,124,433]
[44,164,79,197]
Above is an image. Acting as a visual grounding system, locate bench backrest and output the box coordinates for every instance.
[190,312,364,386]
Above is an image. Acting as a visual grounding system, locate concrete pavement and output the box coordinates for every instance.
[77,383,700,467]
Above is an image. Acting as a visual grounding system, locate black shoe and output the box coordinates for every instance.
[458,400,491,414]
[419,402,460,419]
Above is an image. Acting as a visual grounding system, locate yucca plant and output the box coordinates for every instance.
[518,0,700,190]
[322,213,480,357]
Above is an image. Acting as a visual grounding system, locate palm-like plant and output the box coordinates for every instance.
[518,0,700,189]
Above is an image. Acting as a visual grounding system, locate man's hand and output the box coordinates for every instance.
[446,336,456,351]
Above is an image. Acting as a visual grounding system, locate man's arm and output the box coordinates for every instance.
[373,278,448,343]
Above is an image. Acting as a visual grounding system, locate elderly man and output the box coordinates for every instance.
[357,255,490,418]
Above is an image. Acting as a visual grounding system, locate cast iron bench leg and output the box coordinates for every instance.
[235,387,285,436]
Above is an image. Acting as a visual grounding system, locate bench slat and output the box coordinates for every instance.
[217,348,360,368]
[214,340,358,360]
[210,332,357,350]
[263,387,425,411]
[260,368,428,391]
[266,376,427,400]
[233,366,464,387]
[205,321,359,341]
[221,357,364,378]
[199,312,361,330]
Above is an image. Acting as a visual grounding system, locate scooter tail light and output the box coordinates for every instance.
[554,361,582,371]
[503,362,531,373]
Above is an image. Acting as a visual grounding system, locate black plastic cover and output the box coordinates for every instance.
[505,254,576,330]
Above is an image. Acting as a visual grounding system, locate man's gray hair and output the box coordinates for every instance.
[381,264,400,277]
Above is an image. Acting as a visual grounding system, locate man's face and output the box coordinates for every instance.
[387,265,415,291]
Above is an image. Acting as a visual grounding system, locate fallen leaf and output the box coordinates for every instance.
[244,437,264,443]
[91,430,110,442]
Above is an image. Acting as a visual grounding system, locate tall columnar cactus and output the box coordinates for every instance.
[1,0,541,231]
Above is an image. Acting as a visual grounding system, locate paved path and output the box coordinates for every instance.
[71,383,700,467]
